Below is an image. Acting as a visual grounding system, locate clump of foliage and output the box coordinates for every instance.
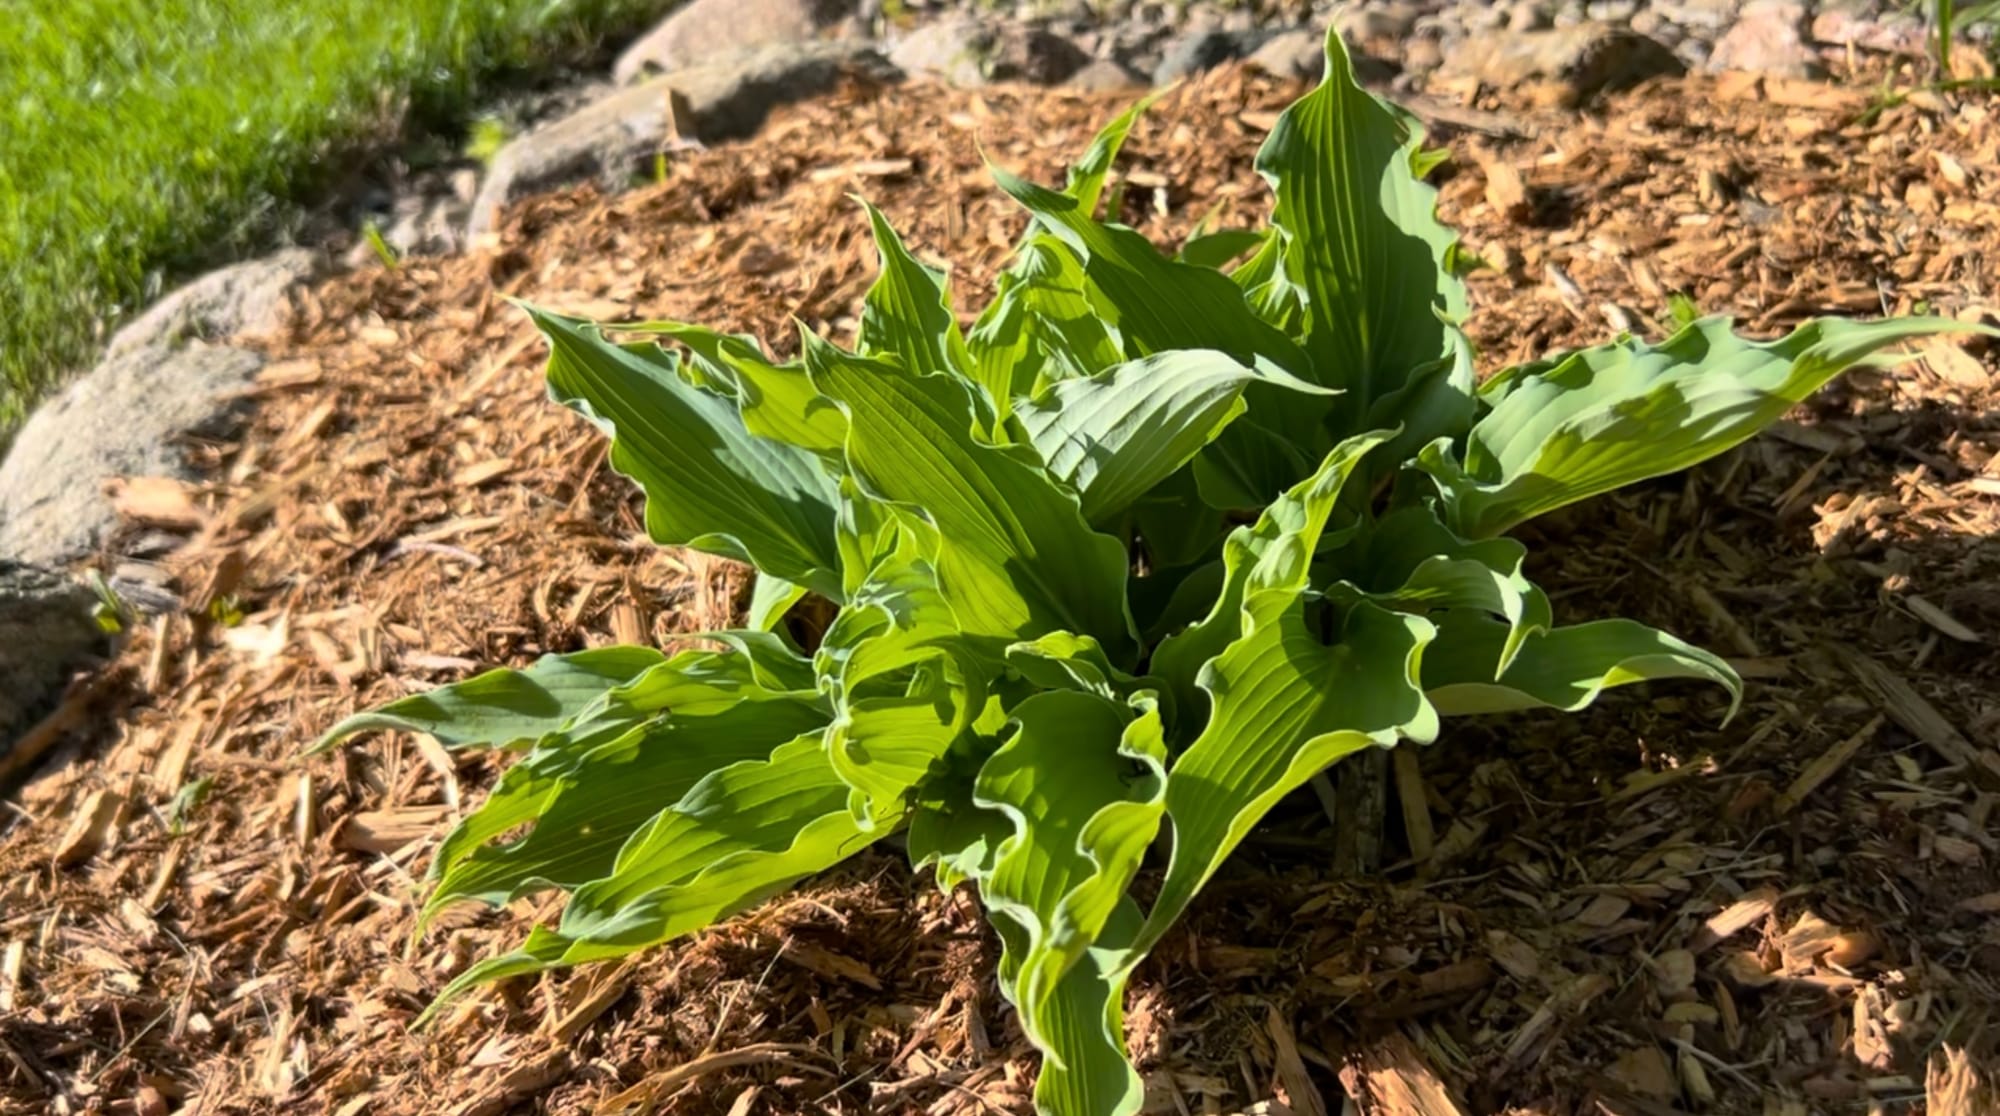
[320,31,1957,1115]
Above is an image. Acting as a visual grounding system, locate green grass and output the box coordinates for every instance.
[0,0,672,431]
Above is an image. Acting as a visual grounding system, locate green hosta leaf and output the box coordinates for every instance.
[858,201,977,384]
[1136,477,1437,959]
[1231,228,1304,332]
[1318,503,1552,675]
[1065,89,1165,216]
[1129,467,1227,570]
[1152,431,1390,720]
[1422,611,1741,720]
[313,646,664,754]
[620,319,845,454]
[1178,228,1264,270]
[1362,318,1478,471]
[590,631,820,720]
[976,691,1166,1116]
[1256,27,1467,419]
[531,307,844,596]
[908,758,1011,892]
[425,694,830,925]
[1018,349,1330,524]
[1032,901,1147,1116]
[968,237,1126,411]
[1188,414,1323,511]
[827,663,969,824]
[808,341,1137,662]
[426,730,894,1017]
[1421,315,1969,538]
[818,529,965,690]
[988,163,1312,380]
[1004,631,1124,702]
[747,573,809,632]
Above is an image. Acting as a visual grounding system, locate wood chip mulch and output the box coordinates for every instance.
[4,60,2000,1116]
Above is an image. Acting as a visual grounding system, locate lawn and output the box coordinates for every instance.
[0,0,670,432]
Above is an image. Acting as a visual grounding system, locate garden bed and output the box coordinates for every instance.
[3,63,1999,1115]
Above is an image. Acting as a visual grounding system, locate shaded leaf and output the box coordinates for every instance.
[531,306,844,596]
[1422,611,1741,719]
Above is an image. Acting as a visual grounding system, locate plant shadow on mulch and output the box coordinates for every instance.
[4,59,2000,1116]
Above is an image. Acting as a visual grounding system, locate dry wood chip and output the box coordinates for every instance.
[1835,646,2000,788]
[1338,1031,1466,1116]
[782,941,882,990]
[452,458,516,488]
[593,1044,826,1115]
[335,807,449,855]
[1902,594,1981,642]
[1265,1007,1327,1116]
[1774,714,1883,815]
[1650,949,1696,997]
[1575,894,1633,929]
[0,941,22,1014]
[1502,972,1612,1068]
[1604,1044,1675,1099]
[107,475,204,529]
[53,786,127,866]
[1690,886,1779,952]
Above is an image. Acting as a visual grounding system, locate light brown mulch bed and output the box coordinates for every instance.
[4,57,2000,1116]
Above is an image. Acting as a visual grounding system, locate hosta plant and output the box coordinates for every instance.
[317,29,1961,1115]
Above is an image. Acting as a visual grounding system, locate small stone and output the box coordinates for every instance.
[613,0,860,84]
[1336,2,1420,41]
[1811,9,1926,55]
[1826,931,1880,968]
[1152,28,1264,85]
[1065,58,1147,92]
[1709,1,1820,78]
[1585,0,1636,22]
[1403,35,1445,73]
[1629,9,1683,43]
[890,16,1088,87]
[1507,1,1553,32]
[1658,0,1737,31]
[1439,22,1684,103]
[1247,29,1326,81]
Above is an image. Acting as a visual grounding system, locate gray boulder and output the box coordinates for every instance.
[888,16,1091,89]
[613,0,861,85]
[0,562,102,751]
[1153,28,1270,85]
[105,249,315,359]
[0,343,263,568]
[1438,22,1684,103]
[469,43,901,240]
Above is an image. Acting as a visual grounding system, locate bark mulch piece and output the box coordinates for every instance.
[5,61,2000,1116]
